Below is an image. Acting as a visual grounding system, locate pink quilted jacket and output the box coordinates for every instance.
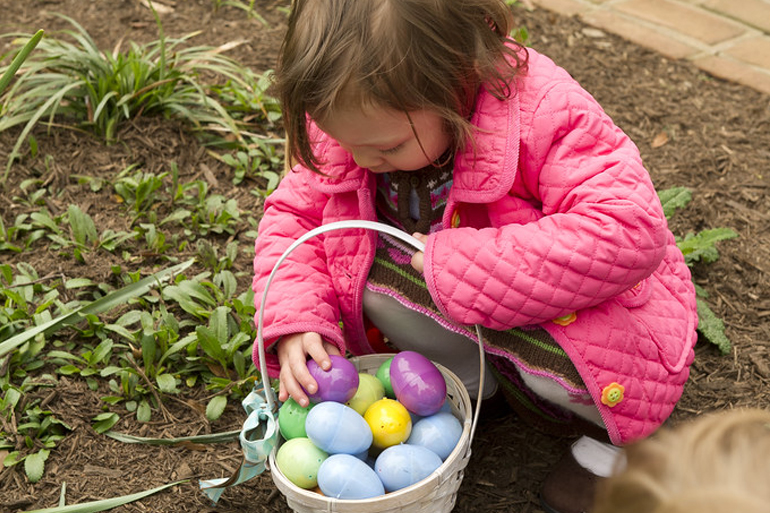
[252,48,698,445]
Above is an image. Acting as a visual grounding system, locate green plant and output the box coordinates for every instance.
[2,390,71,483]
[167,191,241,238]
[0,12,266,179]
[658,186,738,354]
[17,480,187,512]
[48,338,114,389]
[113,166,167,216]
[0,29,43,96]
[211,0,267,25]
[0,260,194,360]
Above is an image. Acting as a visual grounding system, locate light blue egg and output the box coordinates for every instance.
[305,401,373,455]
[407,412,463,460]
[318,454,385,499]
[374,444,443,492]
[409,400,451,425]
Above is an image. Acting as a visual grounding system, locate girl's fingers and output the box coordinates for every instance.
[323,341,341,357]
[275,333,345,407]
[278,379,290,403]
[282,361,312,406]
[306,343,331,371]
[411,232,427,273]
[411,251,424,273]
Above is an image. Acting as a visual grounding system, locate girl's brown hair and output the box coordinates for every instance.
[275,0,528,174]
[593,408,770,513]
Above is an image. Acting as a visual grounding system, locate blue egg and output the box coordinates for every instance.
[407,412,463,461]
[305,401,373,455]
[318,454,385,499]
[408,402,450,425]
[374,444,443,492]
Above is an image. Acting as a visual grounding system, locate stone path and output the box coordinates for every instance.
[531,0,770,95]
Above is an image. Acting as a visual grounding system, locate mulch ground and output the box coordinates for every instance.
[1,1,768,512]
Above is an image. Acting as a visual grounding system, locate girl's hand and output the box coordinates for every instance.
[410,232,429,273]
[276,332,341,407]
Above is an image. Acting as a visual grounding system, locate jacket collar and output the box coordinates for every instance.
[451,85,520,203]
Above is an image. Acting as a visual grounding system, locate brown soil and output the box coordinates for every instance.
[1,1,769,512]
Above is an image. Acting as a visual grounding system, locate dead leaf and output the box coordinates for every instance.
[137,0,174,14]
[212,40,249,54]
[582,28,606,39]
[174,461,194,479]
[651,131,669,148]
[200,163,218,188]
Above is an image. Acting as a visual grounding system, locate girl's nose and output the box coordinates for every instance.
[351,148,383,170]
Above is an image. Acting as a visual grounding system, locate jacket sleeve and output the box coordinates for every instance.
[251,168,346,377]
[423,78,669,329]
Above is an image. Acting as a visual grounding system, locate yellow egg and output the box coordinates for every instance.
[346,373,386,416]
[364,398,412,449]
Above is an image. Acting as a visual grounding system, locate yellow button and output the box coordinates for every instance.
[552,312,577,326]
[600,382,625,408]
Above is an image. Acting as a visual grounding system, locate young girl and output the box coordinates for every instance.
[593,408,770,513]
[252,1,698,511]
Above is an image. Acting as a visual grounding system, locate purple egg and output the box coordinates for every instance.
[303,355,359,404]
[390,351,447,416]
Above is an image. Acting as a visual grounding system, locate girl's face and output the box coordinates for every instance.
[317,105,452,174]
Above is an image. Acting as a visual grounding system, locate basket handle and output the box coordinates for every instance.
[256,220,485,446]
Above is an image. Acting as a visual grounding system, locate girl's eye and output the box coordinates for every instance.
[380,143,404,155]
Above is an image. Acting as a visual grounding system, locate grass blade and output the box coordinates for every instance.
[0,29,44,94]
[22,480,188,513]
[0,259,194,358]
[104,429,239,445]
[4,80,83,181]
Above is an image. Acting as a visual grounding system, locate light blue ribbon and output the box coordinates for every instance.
[199,387,278,503]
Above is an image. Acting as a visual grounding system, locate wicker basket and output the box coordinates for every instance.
[255,221,483,513]
[268,353,473,513]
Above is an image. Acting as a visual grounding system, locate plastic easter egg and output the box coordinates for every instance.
[275,437,328,489]
[303,355,359,404]
[364,398,412,449]
[375,357,396,398]
[278,397,314,440]
[390,351,447,416]
[317,453,385,499]
[305,401,373,455]
[407,412,463,460]
[374,444,443,492]
[346,373,386,415]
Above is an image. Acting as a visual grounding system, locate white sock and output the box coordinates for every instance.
[570,436,624,478]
